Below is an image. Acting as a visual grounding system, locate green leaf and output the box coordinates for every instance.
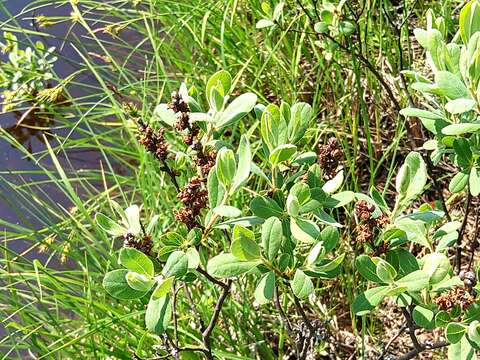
[256,19,275,29]
[353,286,390,315]
[465,302,480,323]
[309,253,344,273]
[435,71,469,99]
[314,21,329,33]
[254,271,275,304]
[261,217,283,261]
[207,165,226,208]
[213,205,242,218]
[395,270,430,292]
[206,70,232,101]
[289,182,311,204]
[460,0,480,43]
[446,323,468,344]
[395,218,429,247]
[162,251,188,279]
[103,269,148,300]
[322,170,344,194]
[291,269,314,299]
[250,196,283,219]
[288,102,312,143]
[306,242,324,265]
[389,249,419,277]
[126,271,155,292]
[119,247,154,277]
[450,170,470,193]
[152,277,174,298]
[96,213,126,236]
[442,123,480,136]
[454,138,473,167]
[269,144,297,166]
[207,253,261,278]
[375,259,397,284]
[260,104,284,151]
[448,335,476,360]
[396,152,427,206]
[231,232,260,261]
[356,255,382,283]
[436,311,452,327]
[324,191,355,208]
[286,194,300,216]
[470,167,480,196]
[412,305,435,329]
[125,205,141,235]
[153,104,177,127]
[220,216,265,227]
[272,2,284,21]
[445,98,477,114]
[231,135,251,192]
[186,247,200,269]
[320,226,339,253]
[145,294,172,335]
[422,252,450,284]
[290,217,320,243]
[216,148,236,188]
[400,107,446,120]
[468,321,480,346]
[216,93,257,130]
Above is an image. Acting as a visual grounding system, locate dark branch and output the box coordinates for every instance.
[397,341,448,360]
[457,191,472,273]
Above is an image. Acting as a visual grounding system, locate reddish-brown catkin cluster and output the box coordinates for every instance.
[317,137,343,179]
[434,286,476,311]
[354,200,389,253]
[175,177,208,229]
[169,90,200,146]
[168,90,216,177]
[123,233,154,256]
[137,121,169,161]
[167,89,215,229]
[192,141,217,177]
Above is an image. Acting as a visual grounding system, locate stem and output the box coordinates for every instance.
[456,191,472,274]
[196,267,228,288]
[172,283,179,350]
[274,286,299,359]
[468,203,480,271]
[377,323,406,360]
[202,280,232,359]
[182,284,206,331]
[397,341,448,360]
[160,159,180,192]
[401,307,421,352]
[426,158,451,222]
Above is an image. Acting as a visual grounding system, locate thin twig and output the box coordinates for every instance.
[426,158,451,222]
[397,341,448,360]
[468,203,480,271]
[293,0,401,112]
[293,295,315,333]
[160,159,180,192]
[182,283,206,331]
[457,191,472,274]
[172,282,180,350]
[401,308,421,351]
[274,286,299,358]
[196,267,228,289]
[377,323,407,360]
[202,279,232,359]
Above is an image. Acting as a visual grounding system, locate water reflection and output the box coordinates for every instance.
[4,109,54,152]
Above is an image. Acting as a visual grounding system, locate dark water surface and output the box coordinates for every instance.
[0,1,107,248]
